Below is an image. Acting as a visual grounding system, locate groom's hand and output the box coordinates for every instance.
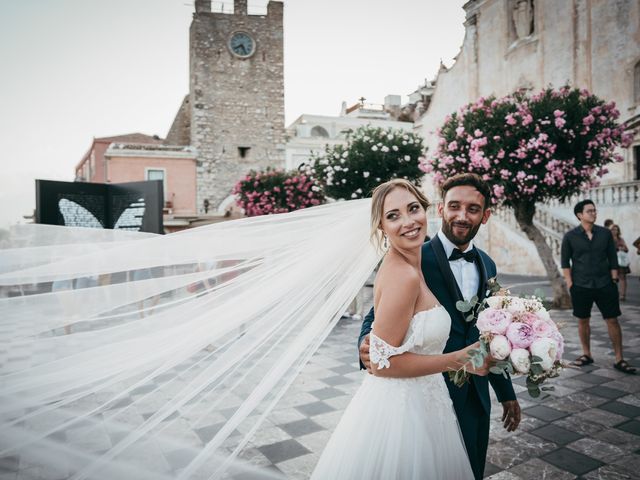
[359,334,371,373]
[501,400,521,432]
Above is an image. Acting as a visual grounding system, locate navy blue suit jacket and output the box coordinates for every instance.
[358,235,516,416]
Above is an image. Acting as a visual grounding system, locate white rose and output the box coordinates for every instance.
[342,151,348,158]
[341,179,347,184]
[392,145,399,151]
[509,348,531,374]
[536,309,551,322]
[490,335,511,360]
[311,186,320,192]
[381,146,389,153]
[363,171,370,178]
[529,338,557,371]
[351,193,358,198]
[404,155,411,161]
[506,297,525,314]
[486,296,507,309]
[371,146,378,152]
[356,188,362,194]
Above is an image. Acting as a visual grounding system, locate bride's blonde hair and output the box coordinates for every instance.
[370,179,430,251]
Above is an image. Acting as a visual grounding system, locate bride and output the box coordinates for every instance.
[311,179,485,479]
[0,179,484,479]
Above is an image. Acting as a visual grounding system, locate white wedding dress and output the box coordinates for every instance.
[311,306,474,480]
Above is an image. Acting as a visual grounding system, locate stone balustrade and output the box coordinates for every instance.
[547,180,640,207]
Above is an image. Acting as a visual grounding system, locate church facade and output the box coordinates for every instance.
[416,0,640,184]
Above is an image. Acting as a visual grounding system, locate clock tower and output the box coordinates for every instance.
[170,0,285,213]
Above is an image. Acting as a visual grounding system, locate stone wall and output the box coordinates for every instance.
[189,0,285,213]
[416,0,640,184]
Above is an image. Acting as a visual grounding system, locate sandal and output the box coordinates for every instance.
[572,355,594,367]
[613,360,637,374]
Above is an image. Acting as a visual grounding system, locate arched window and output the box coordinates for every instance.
[310,126,329,138]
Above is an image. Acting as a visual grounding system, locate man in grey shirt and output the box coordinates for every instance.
[561,199,636,374]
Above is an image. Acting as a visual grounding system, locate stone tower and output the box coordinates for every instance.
[169,0,285,213]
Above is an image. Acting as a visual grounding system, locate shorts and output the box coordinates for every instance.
[570,283,621,319]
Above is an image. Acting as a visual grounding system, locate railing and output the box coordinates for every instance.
[493,206,568,260]
[494,181,639,260]
[547,180,640,207]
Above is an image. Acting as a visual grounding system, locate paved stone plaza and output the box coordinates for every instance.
[240,274,640,479]
[1,275,638,479]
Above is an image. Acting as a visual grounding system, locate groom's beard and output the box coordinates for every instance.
[441,219,481,246]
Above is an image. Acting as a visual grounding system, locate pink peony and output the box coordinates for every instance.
[530,338,557,370]
[505,322,534,349]
[513,311,539,326]
[490,335,512,360]
[531,319,555,338]
[509,348,531,374]
[476,308,513,335]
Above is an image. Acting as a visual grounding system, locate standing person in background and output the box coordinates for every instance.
[609,224,630,301]
[604,219,614,229]
[561,200,636,374]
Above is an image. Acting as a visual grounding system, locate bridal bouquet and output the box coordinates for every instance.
[450,280,564,398]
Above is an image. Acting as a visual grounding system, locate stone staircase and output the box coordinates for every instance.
[488,180,640,272]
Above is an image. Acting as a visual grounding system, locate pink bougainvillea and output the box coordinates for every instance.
[233,168,325,217]
[421,87,633,206]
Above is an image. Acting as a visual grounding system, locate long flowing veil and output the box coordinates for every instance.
[0,199,381,479]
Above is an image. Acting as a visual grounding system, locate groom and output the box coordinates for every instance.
[359,173,520,480]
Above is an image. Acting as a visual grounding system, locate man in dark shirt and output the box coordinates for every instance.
[561,199,636,374]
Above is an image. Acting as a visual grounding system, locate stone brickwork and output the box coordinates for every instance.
[188,0,285,213]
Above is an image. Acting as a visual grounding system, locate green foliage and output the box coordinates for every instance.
[304,126,425,200]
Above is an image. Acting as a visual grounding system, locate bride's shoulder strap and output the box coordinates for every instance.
[370,331,415,369]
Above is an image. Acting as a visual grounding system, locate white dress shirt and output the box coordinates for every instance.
[436,230,480,302]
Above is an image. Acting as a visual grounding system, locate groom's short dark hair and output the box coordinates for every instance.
[440,173,491,209]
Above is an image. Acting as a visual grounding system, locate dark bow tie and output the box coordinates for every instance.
[448,248,477,263]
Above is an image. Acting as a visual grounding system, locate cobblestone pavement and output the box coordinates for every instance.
[242,276,640,479]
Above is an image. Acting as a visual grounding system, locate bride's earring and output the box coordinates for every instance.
[383,234,388,249]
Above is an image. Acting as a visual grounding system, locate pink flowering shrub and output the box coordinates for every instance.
[304,126,425,200]
[421,87,633,205]
[233,168,325,217]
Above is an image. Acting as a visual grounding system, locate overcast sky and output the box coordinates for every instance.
[0,0,466,228]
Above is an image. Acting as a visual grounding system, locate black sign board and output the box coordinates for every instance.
[36,180,164,234]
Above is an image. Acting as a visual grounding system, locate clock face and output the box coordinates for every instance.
[229,32,255,58]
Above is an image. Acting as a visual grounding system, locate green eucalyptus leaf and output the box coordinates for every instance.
[470,295,478,304]
[489,366,504,375]
[541,386,555,391]
[531,355,543,363]
[531,364,544,375]
[456,301,472,313]
[465,314,475,323]
[528,386,541,398]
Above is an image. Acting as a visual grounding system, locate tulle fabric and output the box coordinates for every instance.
[311,308,474,480]
[0,199,381,479]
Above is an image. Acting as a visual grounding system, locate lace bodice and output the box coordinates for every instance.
[370,306,451,369]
